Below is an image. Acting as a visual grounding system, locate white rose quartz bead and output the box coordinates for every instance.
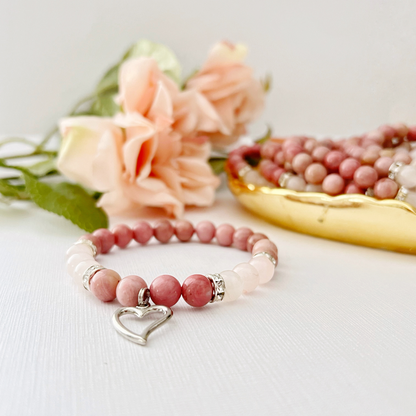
[66,243,95,259]
[396,165,416,189]
[221,270,243,302]
[72,259,100,280]
[249,255,275,284]
[233,263,259,293]
[66,253,95,276]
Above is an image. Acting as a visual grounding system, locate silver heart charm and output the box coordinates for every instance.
[112,288,173,346]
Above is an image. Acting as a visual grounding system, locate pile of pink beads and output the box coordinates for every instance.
[66,220,278,308]
[227,123,416,206]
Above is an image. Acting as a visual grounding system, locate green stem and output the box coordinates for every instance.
[4,150,57,160]
[0,137,38,148]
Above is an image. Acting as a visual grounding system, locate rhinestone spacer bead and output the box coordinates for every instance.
[253,251,277,267]
[278,172,294,188]
[76,239,97,257]
[207,273,226,303]
[83,264,105,291]
[388,161,405,181]
[395,186,409,202]
[365,188,374,197]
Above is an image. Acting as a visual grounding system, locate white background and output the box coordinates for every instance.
[1,0,416,415]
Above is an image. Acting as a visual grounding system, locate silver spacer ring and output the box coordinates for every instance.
[278,172,294,188]
[83,264,105,291]
[388,161,405,181]
[138,288,151,307]
[76,239,97,257]
[365,188,374,197]
[253,251,277,267]
[207,273,226,303]
[395,186,409,202]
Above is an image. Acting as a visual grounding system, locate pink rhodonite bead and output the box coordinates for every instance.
[322,174,345,196]
[154,220,174,243]
[215,224,235,247]
[304,163,327,185]
[93,228,115,254]
[116,275,147,307]
[90,269,121,302]
[345,183,364,194]
[150,275,182,307]
[132,221,154,245]
[339,158,361,180]
[252,239,278,262]
[354,166,378,188]
[292,153,313,174]
[174,220,194,242]
[182,274,213,307]
[246,233,268,252]
[374,178,398,199]
[195,221,216,243]
[374,157,393,178]
[112,224,133,248]
[233,227,254,251]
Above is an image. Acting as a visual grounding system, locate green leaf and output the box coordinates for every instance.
[23,174,108,232]
[89,92,120,117]
[0,179,29,200]
[124,39,182,84]
[209,157,227,175]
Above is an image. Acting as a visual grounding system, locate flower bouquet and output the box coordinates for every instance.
[0,40,267,231]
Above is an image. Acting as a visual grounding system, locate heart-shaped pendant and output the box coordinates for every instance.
[112,304,173,345]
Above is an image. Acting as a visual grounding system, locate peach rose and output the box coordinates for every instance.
[57,113,220,217]
[186,41,265,148]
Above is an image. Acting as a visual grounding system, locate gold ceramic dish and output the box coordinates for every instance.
[228,173,416,255]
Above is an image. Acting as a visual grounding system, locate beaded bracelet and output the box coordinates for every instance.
[228,123,416,205]
[66,220,278,345]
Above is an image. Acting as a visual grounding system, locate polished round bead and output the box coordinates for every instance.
[271,167,286,186]
[374,156,394,178]
[324,151,345,170]
[66,243,94,259]
[304,163,327,184]
[249,255,275,284]
[354,166,378,188]
[150,275,182,307]
[283,144,303,162]
[221,270,243,302]
[112,224,133,248]
[393,152,412,165]
[72,259,100,281]
[93,228,115,254]
[252,239,278,262]
[312,146,330,162]
[361,149,380,165]
[364,130,385,145]
[374,178,399,199]
[79,234,102,255]
[233,227,254,251]
[322,174,345,196]
[215,224,235,247]
[391,122,409,138]
[174,220,194,242]
[260,141,281,160]
[233,263,259,293]
[90,269,121,302]
[274,151,285,166]
[246,233,268,252]
[292,153,313,174]
[182,274,213,307]
[339,158,361,179]
[259,160,277,182]
[154,220,174,243]
[195,221,216,243]
[345,183,364,194]
[132,221,154,244]
[116,275,147,307]
[347,145,365,160]
[396,165,416,188]
[67,253,94,276]
[304,138,318,154]
[242,169,271,186]
[286,176,306,191]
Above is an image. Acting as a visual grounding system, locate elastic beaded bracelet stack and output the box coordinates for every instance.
[66,220,278,345]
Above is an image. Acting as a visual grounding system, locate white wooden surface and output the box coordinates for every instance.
[1,181,415,416]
